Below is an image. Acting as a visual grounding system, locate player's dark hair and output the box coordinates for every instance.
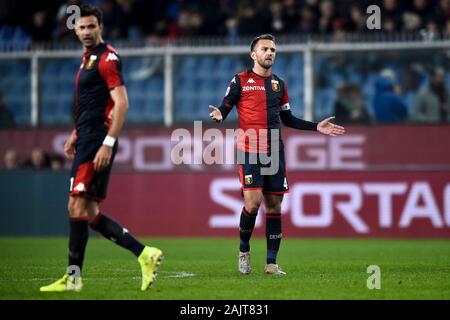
[250,34,275,52]
[79,4,103,25]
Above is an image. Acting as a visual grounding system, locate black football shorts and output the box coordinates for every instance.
[69,135,118,202]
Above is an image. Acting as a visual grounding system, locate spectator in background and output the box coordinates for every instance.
[304,0,320,19]
[53,0,82,42]
[426,20,439,35]
[269,1,285,34]
[50,154,65,171]
[198,0,229,37]
[23,0,61,42]
[5,0,450,44]
[411,0,432,17]
[403,0,432,32]
[318,0,338,33]
[372,69,409,123]
[382,0,403,31]
[225,17,239,44]
[0,92,15,128]
[435,0,450,26]
[402,13,422,32]
[282,0,299,32]
[383,18,398,33]
[170,7,206,38]
[345,3,366,33]
[3,148,20,170]
[237,3,268,36]
[444,19,450,38]
[334,82,372,124]
[298,4,318,34]
[24,147,50,170]
[99,0,126,39]
[413,67,450,123]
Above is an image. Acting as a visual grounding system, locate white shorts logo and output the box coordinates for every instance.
[74,182,86,192]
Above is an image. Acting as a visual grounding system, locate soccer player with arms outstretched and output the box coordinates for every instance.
[40,4,162,292]
[209,34,345,275]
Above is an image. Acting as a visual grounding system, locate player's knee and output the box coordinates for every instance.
[87,207,100,224]
[245,202,261,215]
[265,204,282,214]
[67,198,87,218]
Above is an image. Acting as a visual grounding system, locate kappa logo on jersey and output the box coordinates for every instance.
[225,77,235,96]
[106,52,119,62]
[244,174,253,185]
[74,182,86,192]
[247,78,255,84]
[271,79,280,92]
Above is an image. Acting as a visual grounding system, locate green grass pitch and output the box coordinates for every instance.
[0,237,449,300]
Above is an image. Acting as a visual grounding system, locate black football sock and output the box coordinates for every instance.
[90,213,145,257]
[68,218,89,273]
[266,213,282,264]
[239,207,257,252]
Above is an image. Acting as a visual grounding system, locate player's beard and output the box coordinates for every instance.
[80,33,100,49]
[257,56,274,70]
[82,37,96,49]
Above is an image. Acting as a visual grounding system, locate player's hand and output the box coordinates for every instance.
[209,105,223,123]
[317,116,346,137]
[93,145,112,171]
[63,132,77,160]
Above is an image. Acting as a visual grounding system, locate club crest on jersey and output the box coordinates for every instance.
[86,55,97,70]
[271,79,280,92]
[244,174,253,185]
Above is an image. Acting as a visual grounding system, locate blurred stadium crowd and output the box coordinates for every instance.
[1,0,450,45]
[2,147,64,170]
[0,0,449,132]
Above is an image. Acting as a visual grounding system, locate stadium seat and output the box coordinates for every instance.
[217,57,234,71]
[178,57,198,75]
[0,25,14,40]
[315,88,337,120]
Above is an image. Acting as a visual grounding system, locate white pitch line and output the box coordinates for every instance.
[164,272,195,278]
[4,271,195,282]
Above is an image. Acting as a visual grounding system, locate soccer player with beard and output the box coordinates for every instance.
[40,4,162,292]
[209,34,345,275]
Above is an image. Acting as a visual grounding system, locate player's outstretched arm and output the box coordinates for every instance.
[209,105,223,123]
[280,109,318,131]
[317,116,346,136]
